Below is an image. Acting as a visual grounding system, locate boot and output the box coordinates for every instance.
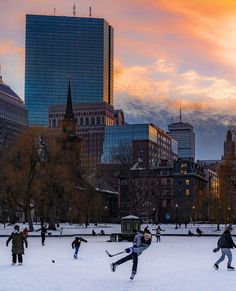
[110,263,117,272]
[227,264,235,271]
[130,271,136,280]
[213,263,219,270]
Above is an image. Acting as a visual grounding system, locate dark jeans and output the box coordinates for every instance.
[74,246,80,256]
[115,252,138,273]
[41,234,46,245]
[156,235,161,242]
[12,253,23,264]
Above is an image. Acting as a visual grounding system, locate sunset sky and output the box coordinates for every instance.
[1,0,236,159]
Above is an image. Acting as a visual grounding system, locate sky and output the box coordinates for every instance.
[2,0,236,159]
[0,223,236,291]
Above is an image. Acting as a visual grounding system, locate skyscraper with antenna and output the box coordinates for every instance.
[25,13,114,126]
[167,107,195,160]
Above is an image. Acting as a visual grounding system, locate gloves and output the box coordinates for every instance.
[125,247,133,254]
[213,247,220,253]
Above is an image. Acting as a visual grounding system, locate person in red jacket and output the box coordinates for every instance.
[23,227,29,238]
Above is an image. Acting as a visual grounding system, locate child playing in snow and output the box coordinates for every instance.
[110,230,152,280]
[71,236,88,259]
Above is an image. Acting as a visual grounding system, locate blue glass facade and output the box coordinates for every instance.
[102,124,157,163]
[25,15,114,126]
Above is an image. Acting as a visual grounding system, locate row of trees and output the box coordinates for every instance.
[0,127,106,230]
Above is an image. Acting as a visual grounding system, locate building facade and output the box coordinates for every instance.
[49,101,124,174]
[25,14,113,126]
[0,75,28,150]
[102,124,175,167]
[168,121,195,161]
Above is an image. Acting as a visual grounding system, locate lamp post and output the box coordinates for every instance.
[228,207,231,223]
[175,204,178,229]
[192,205,195,226]
[69,207,72,225]
[104,205,108,223]
[152,207,156,224]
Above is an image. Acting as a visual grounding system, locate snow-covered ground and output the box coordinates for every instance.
[1,234,236,291]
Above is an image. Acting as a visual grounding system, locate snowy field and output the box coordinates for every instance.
[1,235,236,291]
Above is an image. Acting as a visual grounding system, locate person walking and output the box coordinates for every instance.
[71,236,88,259]
[6,225,28,265]
[213,224,236,271]
[110,230,152,280]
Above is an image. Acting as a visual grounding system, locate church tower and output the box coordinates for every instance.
[62,81,77,137]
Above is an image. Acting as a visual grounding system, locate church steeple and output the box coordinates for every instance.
[62,81,77,135]
[64,80,74,120]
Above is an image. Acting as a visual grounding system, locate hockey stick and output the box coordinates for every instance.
[105,250,125,257]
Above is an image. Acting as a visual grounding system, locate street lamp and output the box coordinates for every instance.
[69,207,72,225]
[228,207,231,223]
[192,206,195,226]
[175,204,178,229]
[152,208,156,224]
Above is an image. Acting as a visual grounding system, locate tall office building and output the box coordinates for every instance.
[25,14,114,126]
[168,114,195,160]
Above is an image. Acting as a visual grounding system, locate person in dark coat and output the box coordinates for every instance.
[196,227,203,236]
[110,230,152,280]
[6,225,28,265]
[156,225,165,242]
[213,224,236,271]
[40,224,47,246]
[71,236,88,259]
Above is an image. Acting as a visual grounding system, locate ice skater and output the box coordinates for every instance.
[71,236,88,259]
[6,225,28,265]
[40,224,48,246]
[156,224,164,242]
[213,224,236,271]
[110,230,152,280]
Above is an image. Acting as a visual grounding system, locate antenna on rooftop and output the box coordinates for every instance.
[53,8,56,16]
[73,3,76,16]
[89,6,92,17]
[179,104,182,123]
[0,65,2,83]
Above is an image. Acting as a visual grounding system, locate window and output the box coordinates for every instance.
[186,189,190,196]
[80,117,84,126]
[186,179,190,185]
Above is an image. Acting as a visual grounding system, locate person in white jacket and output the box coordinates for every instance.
[110,230,152,280]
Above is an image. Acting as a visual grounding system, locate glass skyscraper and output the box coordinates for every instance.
[168,121,195,160]
[102,124,173,164]
[25,14,114,126]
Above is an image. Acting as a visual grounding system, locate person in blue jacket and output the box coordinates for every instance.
[110,230,152,280]
[213,224,236,271]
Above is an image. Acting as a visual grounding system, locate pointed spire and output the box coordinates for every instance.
[64,80,75,120]
[62,80,77,135]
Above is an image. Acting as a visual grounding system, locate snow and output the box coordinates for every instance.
[1,225,236,291]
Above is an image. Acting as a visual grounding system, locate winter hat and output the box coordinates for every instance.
[14,225,20,231]
[227,224,233,231]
